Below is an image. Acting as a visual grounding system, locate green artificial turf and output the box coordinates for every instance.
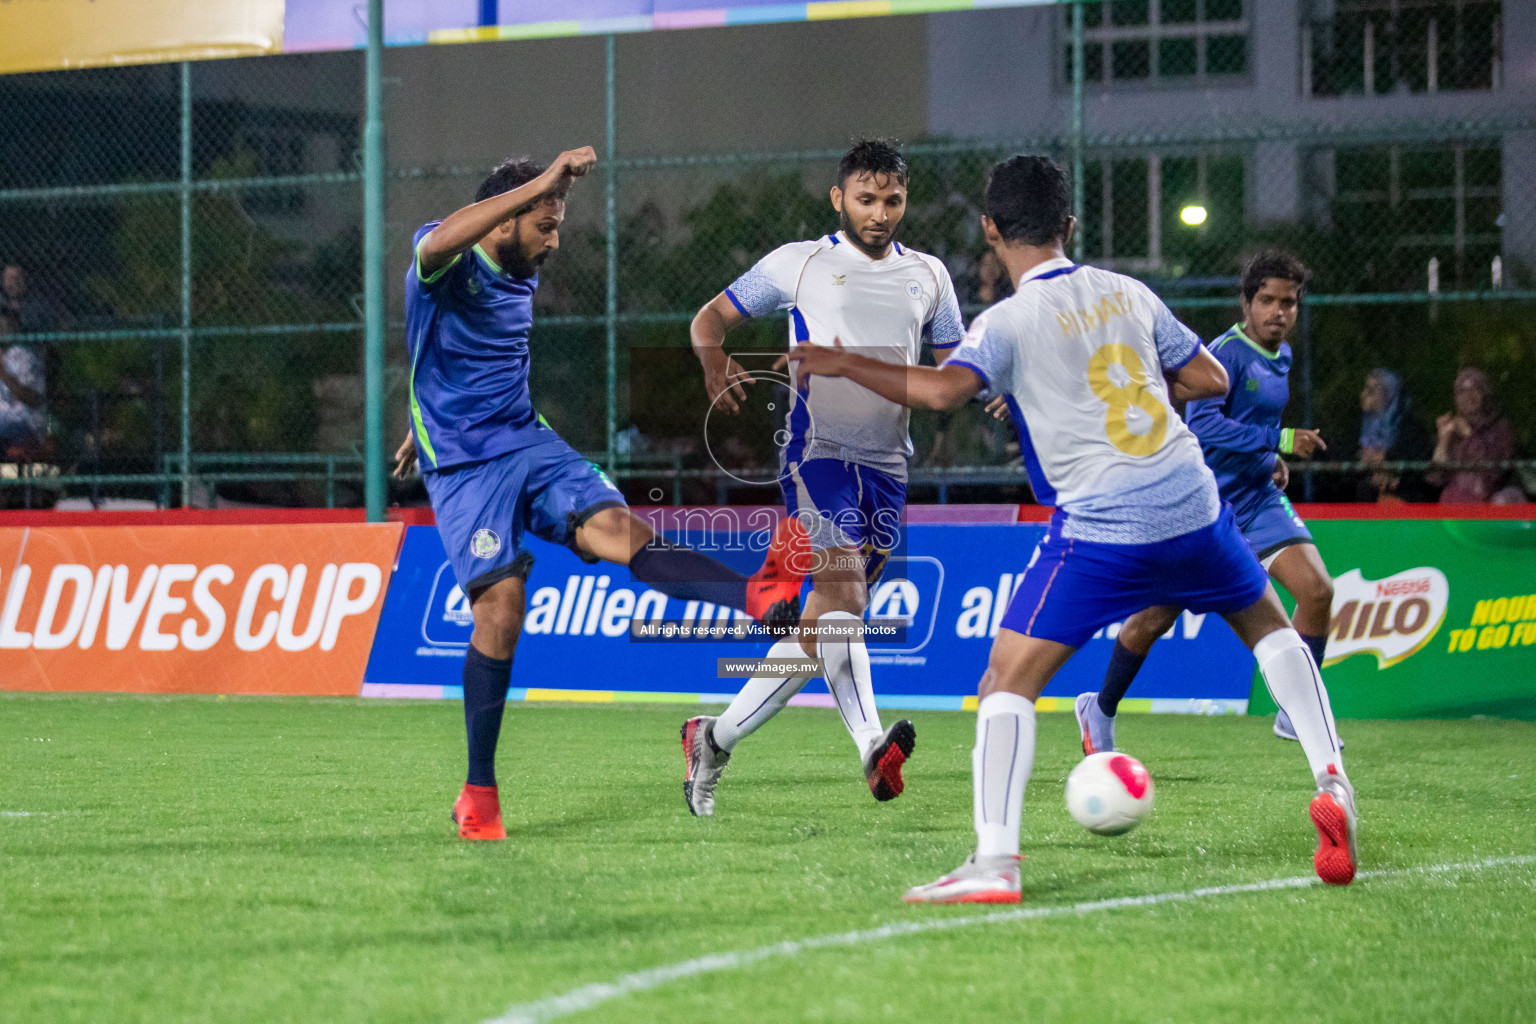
[2,694,1533,1023]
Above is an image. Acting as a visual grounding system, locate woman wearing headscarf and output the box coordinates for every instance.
[1429,367,1520,503]
[1356,368,1430,502]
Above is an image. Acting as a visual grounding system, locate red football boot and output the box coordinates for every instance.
[452,783,506,841]
[1309,766,1358,885]
[864,720,916,801]
[746,515,810,629]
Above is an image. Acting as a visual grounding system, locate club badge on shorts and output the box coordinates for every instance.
[470,529,501,559]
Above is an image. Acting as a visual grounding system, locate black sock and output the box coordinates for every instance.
[463,644,512,787]
[629,538,750,611]
[1299,632,1328,670]
[1098,638,1147,717]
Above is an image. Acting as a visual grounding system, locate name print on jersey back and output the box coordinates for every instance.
[948,259,1221,545]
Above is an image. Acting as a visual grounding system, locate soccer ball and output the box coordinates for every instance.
[1065,752,1155,836]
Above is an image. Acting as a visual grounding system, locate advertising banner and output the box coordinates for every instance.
[364,522,1255,713]
[1250,519,1536,720]
[0,523,401,696]
[0,0,283,75]
[282,1,1059,52]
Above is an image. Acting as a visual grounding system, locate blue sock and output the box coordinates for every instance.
[629,538,749,610]
[1097,639,1147,717]
[463,644,512,787]
[1299,632,1328,670]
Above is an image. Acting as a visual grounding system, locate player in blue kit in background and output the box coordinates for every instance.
[394,147,805,840]
[1074,250,1342,754]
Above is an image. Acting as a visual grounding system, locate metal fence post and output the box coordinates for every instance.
[1071,0,1085,263]
[604,33,619,474]
[363,0,387,522]
[179,61,193,507]
[1301,301,1315,502]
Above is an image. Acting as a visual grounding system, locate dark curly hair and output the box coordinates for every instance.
[983,155,1073,247]
[1240,249,1311,302]
[475,157,556,212]
[839,138,908,188]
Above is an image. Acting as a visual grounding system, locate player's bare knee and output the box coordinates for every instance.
[471,580,526,652]
[473,602,523,649]
[816,581,867,616]
[578,507,647,563]
[1297,571,1334,613]
[1118,610,1172,654]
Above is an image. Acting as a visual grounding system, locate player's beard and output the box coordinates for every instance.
[840,208,897,259]
[497,223,545,280]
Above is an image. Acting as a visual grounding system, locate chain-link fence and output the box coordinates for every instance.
[1,2,1532,509]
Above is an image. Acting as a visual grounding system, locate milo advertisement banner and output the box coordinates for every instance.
[1250,519,1536,720]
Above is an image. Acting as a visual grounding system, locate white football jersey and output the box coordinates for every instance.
[948,257,1220,544]
[726,232,964,480]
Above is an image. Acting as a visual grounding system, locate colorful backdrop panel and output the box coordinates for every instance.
[0,523,402,695]
[364,522,1256,713]
[1251,519,1536,720]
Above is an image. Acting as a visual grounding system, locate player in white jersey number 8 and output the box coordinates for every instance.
[791,155,1357,902]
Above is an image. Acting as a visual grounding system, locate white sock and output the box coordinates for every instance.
[817,610,884,757]
[1253,628,1345,785]
[973,692,1036,858]
[711,637,814,753]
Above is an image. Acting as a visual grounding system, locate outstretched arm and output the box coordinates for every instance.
[788,340,983,412]
[416,147,596,278]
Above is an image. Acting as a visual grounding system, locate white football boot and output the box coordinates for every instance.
[1074,692,1117,755]
[902,853,1022,905]
[681,716,729,817]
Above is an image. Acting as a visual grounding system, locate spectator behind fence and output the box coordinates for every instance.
[2,264,56,335]
[1429,367,1523,504]
[0,305,47,457]
[975,248,1013,307]
[1356,368,1431,503]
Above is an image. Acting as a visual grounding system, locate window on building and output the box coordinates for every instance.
[1306,0,1502,97]
[1063,0,1249,86]
[1322,142,1502,289]
[1078,152,1246,274]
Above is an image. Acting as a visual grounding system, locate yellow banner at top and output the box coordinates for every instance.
[0,0,284,76]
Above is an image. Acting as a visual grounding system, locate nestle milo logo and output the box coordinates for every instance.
[1325,567,1448,669]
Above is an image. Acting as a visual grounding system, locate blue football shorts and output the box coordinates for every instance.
[781,458,906,586]
[424,437,627,596]
[999,503,1272,649]
[1230,484,1314,570]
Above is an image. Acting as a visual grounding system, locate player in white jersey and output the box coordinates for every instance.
[791,156,1357,900]
[680,140,967,816]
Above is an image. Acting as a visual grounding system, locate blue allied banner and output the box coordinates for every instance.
[362,519,1255,714]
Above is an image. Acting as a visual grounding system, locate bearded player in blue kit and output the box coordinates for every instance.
[1074,250,1344,755]
[394,147,805,840]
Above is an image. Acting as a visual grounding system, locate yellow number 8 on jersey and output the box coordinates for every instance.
[1087,343,1167,457]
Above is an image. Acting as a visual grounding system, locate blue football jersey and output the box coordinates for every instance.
[404,222,555,471]
[1185,323,1290,502]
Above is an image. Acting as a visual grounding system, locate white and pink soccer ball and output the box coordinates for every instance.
[1066,752,1155,836]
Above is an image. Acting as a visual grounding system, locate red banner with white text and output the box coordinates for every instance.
[0,524,401,695]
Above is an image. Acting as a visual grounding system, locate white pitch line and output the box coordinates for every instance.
[483,854,1536,1024]
[0,811,45,817]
